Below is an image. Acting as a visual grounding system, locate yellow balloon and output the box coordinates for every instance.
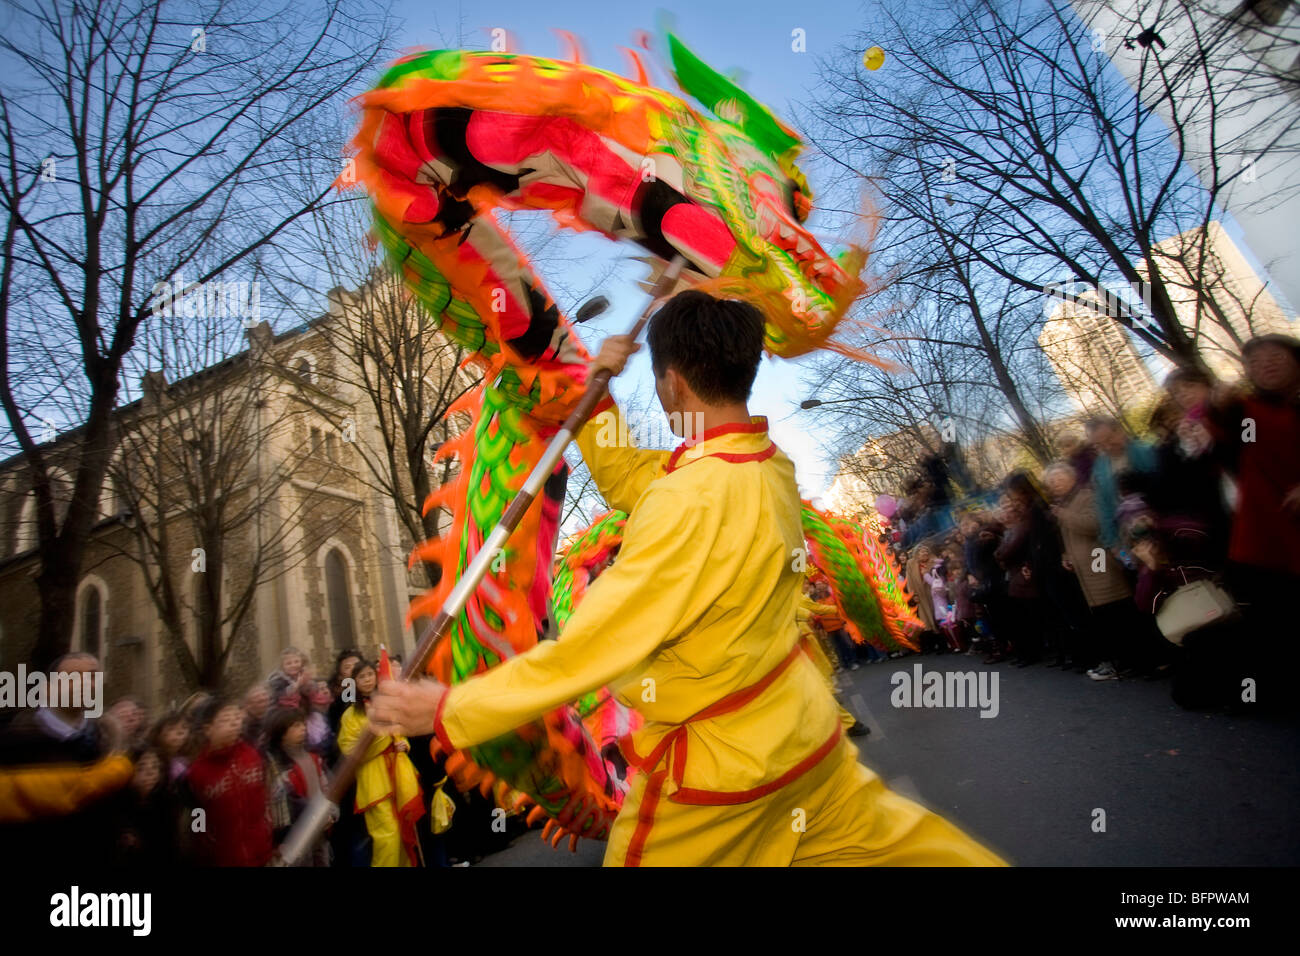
[863,46,885,71]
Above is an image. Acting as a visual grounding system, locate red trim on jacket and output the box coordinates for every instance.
[665,417,776,473]
[625,769,669,868]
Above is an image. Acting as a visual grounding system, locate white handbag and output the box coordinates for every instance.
[1155,576,1238,645]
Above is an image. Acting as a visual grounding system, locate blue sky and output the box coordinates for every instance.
[390,0,881,499]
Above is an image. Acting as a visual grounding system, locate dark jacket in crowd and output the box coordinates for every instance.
[1145,434,1230,561]
[0,711,121,865]
[964,524,1005,604]
[995,507,1063,601]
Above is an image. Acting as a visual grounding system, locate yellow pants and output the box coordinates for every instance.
[604,738,1006,867]
[363,800,414,867]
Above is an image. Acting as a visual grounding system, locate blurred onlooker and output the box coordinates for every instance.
[1143,369,1231,560]
[268,646,311,700]
[994,474,1069,666]
[148,711,191,784]
[112,747,180,867]
[924,552,954,652]
[1086,416,1158,553]
[905,544,941,652]
[961,511,1008,662]
[107,696,148,749]
[326,648,365,867]
[941,550,974,652]
[1046,462,1138,680]
[1058,432,1098,487]
[265,707,332,867]
[305,680,337,762]
[242,683,272,746]
[0,653,126,864]
[184,696,274,867]
[1208,334,1300,709]
[328,648,363,734]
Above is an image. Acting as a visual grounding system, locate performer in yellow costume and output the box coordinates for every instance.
[373,291,1005,867]
[338,659,425,867]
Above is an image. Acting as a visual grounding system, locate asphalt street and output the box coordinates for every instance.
[477,654,1300,866]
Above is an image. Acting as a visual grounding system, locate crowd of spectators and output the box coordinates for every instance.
[0,645,528,867]
[876,334,1300,710]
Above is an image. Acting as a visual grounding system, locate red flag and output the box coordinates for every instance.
[377,644,393,683]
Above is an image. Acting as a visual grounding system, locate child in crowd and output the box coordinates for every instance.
[149,711,191,784]
[268,646,311,699]
[265,707,333,867]
[242,684,272,746]
[113,748,179,867]
[944,552,974,653]
[184,697,274,867]
[305,680,337,762]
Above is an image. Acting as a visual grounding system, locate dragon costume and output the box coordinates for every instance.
[802,504,922,653]
[344,31,893,846]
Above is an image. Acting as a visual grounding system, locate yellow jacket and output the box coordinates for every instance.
[438,405,841,801]
[0,754,133,823]
[337,705,422,816]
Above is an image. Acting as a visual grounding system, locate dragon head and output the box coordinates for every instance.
[656,32,868,359]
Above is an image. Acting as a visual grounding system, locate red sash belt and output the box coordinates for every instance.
[618,637,843,807]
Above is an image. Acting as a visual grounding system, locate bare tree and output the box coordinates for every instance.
[0,0,390,664]
[801,260,1061,502]
[805,0,1300,376]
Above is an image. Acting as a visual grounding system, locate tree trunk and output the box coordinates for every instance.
[33,549,79,668]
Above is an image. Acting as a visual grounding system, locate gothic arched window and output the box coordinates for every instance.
[80,585,103,658]
[325,548,356,648]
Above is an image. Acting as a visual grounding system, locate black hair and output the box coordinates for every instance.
[348,659,377,715]
[1002,470,1049,513]
[646,290,764,404]
[264,707,308,762]
[331,648,363,691]
[1242,333,1300,364]
[1164,366,1211,389]
[147,710,187,752]
[196,695,238,728]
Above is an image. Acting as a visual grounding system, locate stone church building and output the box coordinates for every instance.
[0,284,468,708]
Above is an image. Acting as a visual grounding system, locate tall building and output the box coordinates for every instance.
[0,287,468,708]
[1039,292,1160,416]
[1071,0,1300,312]
[1141,220,1299,378]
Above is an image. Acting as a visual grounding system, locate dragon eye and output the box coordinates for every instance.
[792,188,812,224]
